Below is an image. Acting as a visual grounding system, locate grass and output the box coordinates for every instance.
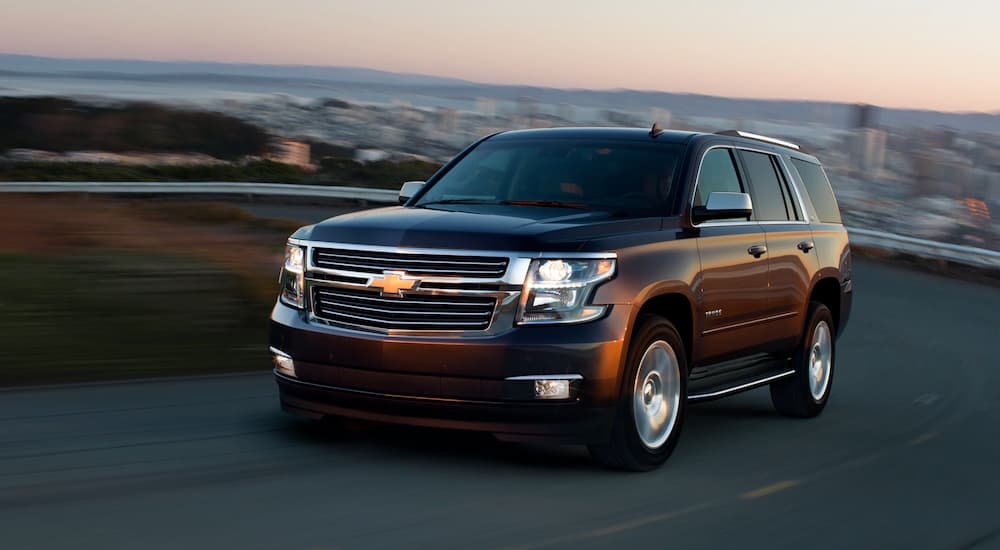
[0,194,296,386]
[0,251,274,386]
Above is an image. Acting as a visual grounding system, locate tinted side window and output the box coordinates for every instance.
[790,159,843,224]
[740,150,794,221]
[694,148,742,207]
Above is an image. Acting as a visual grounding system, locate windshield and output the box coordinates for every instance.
[416,138,684,216]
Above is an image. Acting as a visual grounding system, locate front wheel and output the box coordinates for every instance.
[589,316,687,471]
[770,301,835,417]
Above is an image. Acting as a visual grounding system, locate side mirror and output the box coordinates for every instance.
[398,181,425,205]
[692,192,753,224]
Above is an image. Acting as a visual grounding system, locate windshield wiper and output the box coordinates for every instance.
[420,198,592,210]
[499,200,591,210]
[418,198,501,206]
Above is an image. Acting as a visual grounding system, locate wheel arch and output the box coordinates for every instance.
[632,291,694,372]
[808,277,842,333]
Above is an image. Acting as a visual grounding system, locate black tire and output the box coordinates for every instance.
[588,315,687,471]
[771,301,835,418]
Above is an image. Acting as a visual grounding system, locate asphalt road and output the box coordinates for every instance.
[2,257,1000,549]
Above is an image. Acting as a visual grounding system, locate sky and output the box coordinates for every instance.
[1,0,998,112]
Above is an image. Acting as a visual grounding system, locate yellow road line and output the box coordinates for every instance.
[740,479,801,500]
[909,431,939,446]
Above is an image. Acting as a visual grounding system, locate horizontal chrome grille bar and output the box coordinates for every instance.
[312,285,497,332]
[312,247,509,279]
[315,251,506,267]
[315,288,494,308]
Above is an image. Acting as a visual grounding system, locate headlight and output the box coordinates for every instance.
[516,258,615,325]
[279,243,305,309]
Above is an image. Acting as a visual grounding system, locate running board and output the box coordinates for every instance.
[688,369,795,402]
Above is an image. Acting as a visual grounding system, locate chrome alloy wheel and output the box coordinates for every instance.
[808,321,833,401]
[632,340,681,450]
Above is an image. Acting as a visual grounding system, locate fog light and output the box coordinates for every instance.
[270,347,296,377]
[534,379,570,400]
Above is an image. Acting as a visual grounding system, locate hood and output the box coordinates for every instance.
[294,205,664,252]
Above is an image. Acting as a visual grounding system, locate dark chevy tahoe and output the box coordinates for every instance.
[270,127,852,470]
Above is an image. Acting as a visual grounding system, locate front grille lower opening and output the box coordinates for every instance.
[311,286,498,332]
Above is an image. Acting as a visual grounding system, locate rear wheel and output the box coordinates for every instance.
[589,316,687,471]
[771,301,835,417]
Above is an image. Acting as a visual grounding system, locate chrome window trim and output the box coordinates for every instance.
[774,154,813,224]
[688,145,811,228]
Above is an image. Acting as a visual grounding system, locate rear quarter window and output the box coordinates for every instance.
[790,159,842,224]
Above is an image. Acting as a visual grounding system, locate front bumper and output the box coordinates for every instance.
[269,300,630,444]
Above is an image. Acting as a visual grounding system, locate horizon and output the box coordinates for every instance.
[2,1,999,113]
[3,52,998,117]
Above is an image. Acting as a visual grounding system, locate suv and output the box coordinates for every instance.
[270,127,852,470]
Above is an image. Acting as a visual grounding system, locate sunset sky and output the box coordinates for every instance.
[2,0,998,112]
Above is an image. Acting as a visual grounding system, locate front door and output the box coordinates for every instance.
[696,224,772,362]
[690,147,772,363]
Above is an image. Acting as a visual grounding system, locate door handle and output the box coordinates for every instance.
[797,241,815,253]
[747,244,767,258]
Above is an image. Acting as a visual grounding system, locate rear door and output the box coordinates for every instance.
[692,146,771,363]
[737,148,819,351]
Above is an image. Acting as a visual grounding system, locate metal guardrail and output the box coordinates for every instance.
[0,181,399,202]
[847,227,1000,270]
[2,181,997,270]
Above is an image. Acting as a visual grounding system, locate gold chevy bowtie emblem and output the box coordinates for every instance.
[367,271,419,297]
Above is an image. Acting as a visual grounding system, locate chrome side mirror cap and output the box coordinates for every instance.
[398,181,425,205]
[693,192,753,223]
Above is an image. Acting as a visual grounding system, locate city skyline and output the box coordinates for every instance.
[2,0,999,113]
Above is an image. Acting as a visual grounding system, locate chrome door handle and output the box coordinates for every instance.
[747,245,767,258]
[797,241,815,253]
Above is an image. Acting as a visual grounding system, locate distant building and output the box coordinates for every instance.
[516,96,538,118]
[379,126,405,147]
[603,110,637,126]
[5,148,57,161]
[394,101,425,125]
[851,128,888,179]
[910,148,974,198]
[437,108,459,133]
[321,98,353,110]
[354,148,390,163]
[557,103,576,123]
[650,108,672,129]
[476,98,497,118]
[968,167,1000,204]
[269,140,312,168]
[853,103,878,129]
[847,103,887,178]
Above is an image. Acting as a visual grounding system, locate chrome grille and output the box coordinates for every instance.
[312,286,497,332]
[312,247,508,278]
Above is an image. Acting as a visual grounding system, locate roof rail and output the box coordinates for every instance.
[715,130,801,151]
